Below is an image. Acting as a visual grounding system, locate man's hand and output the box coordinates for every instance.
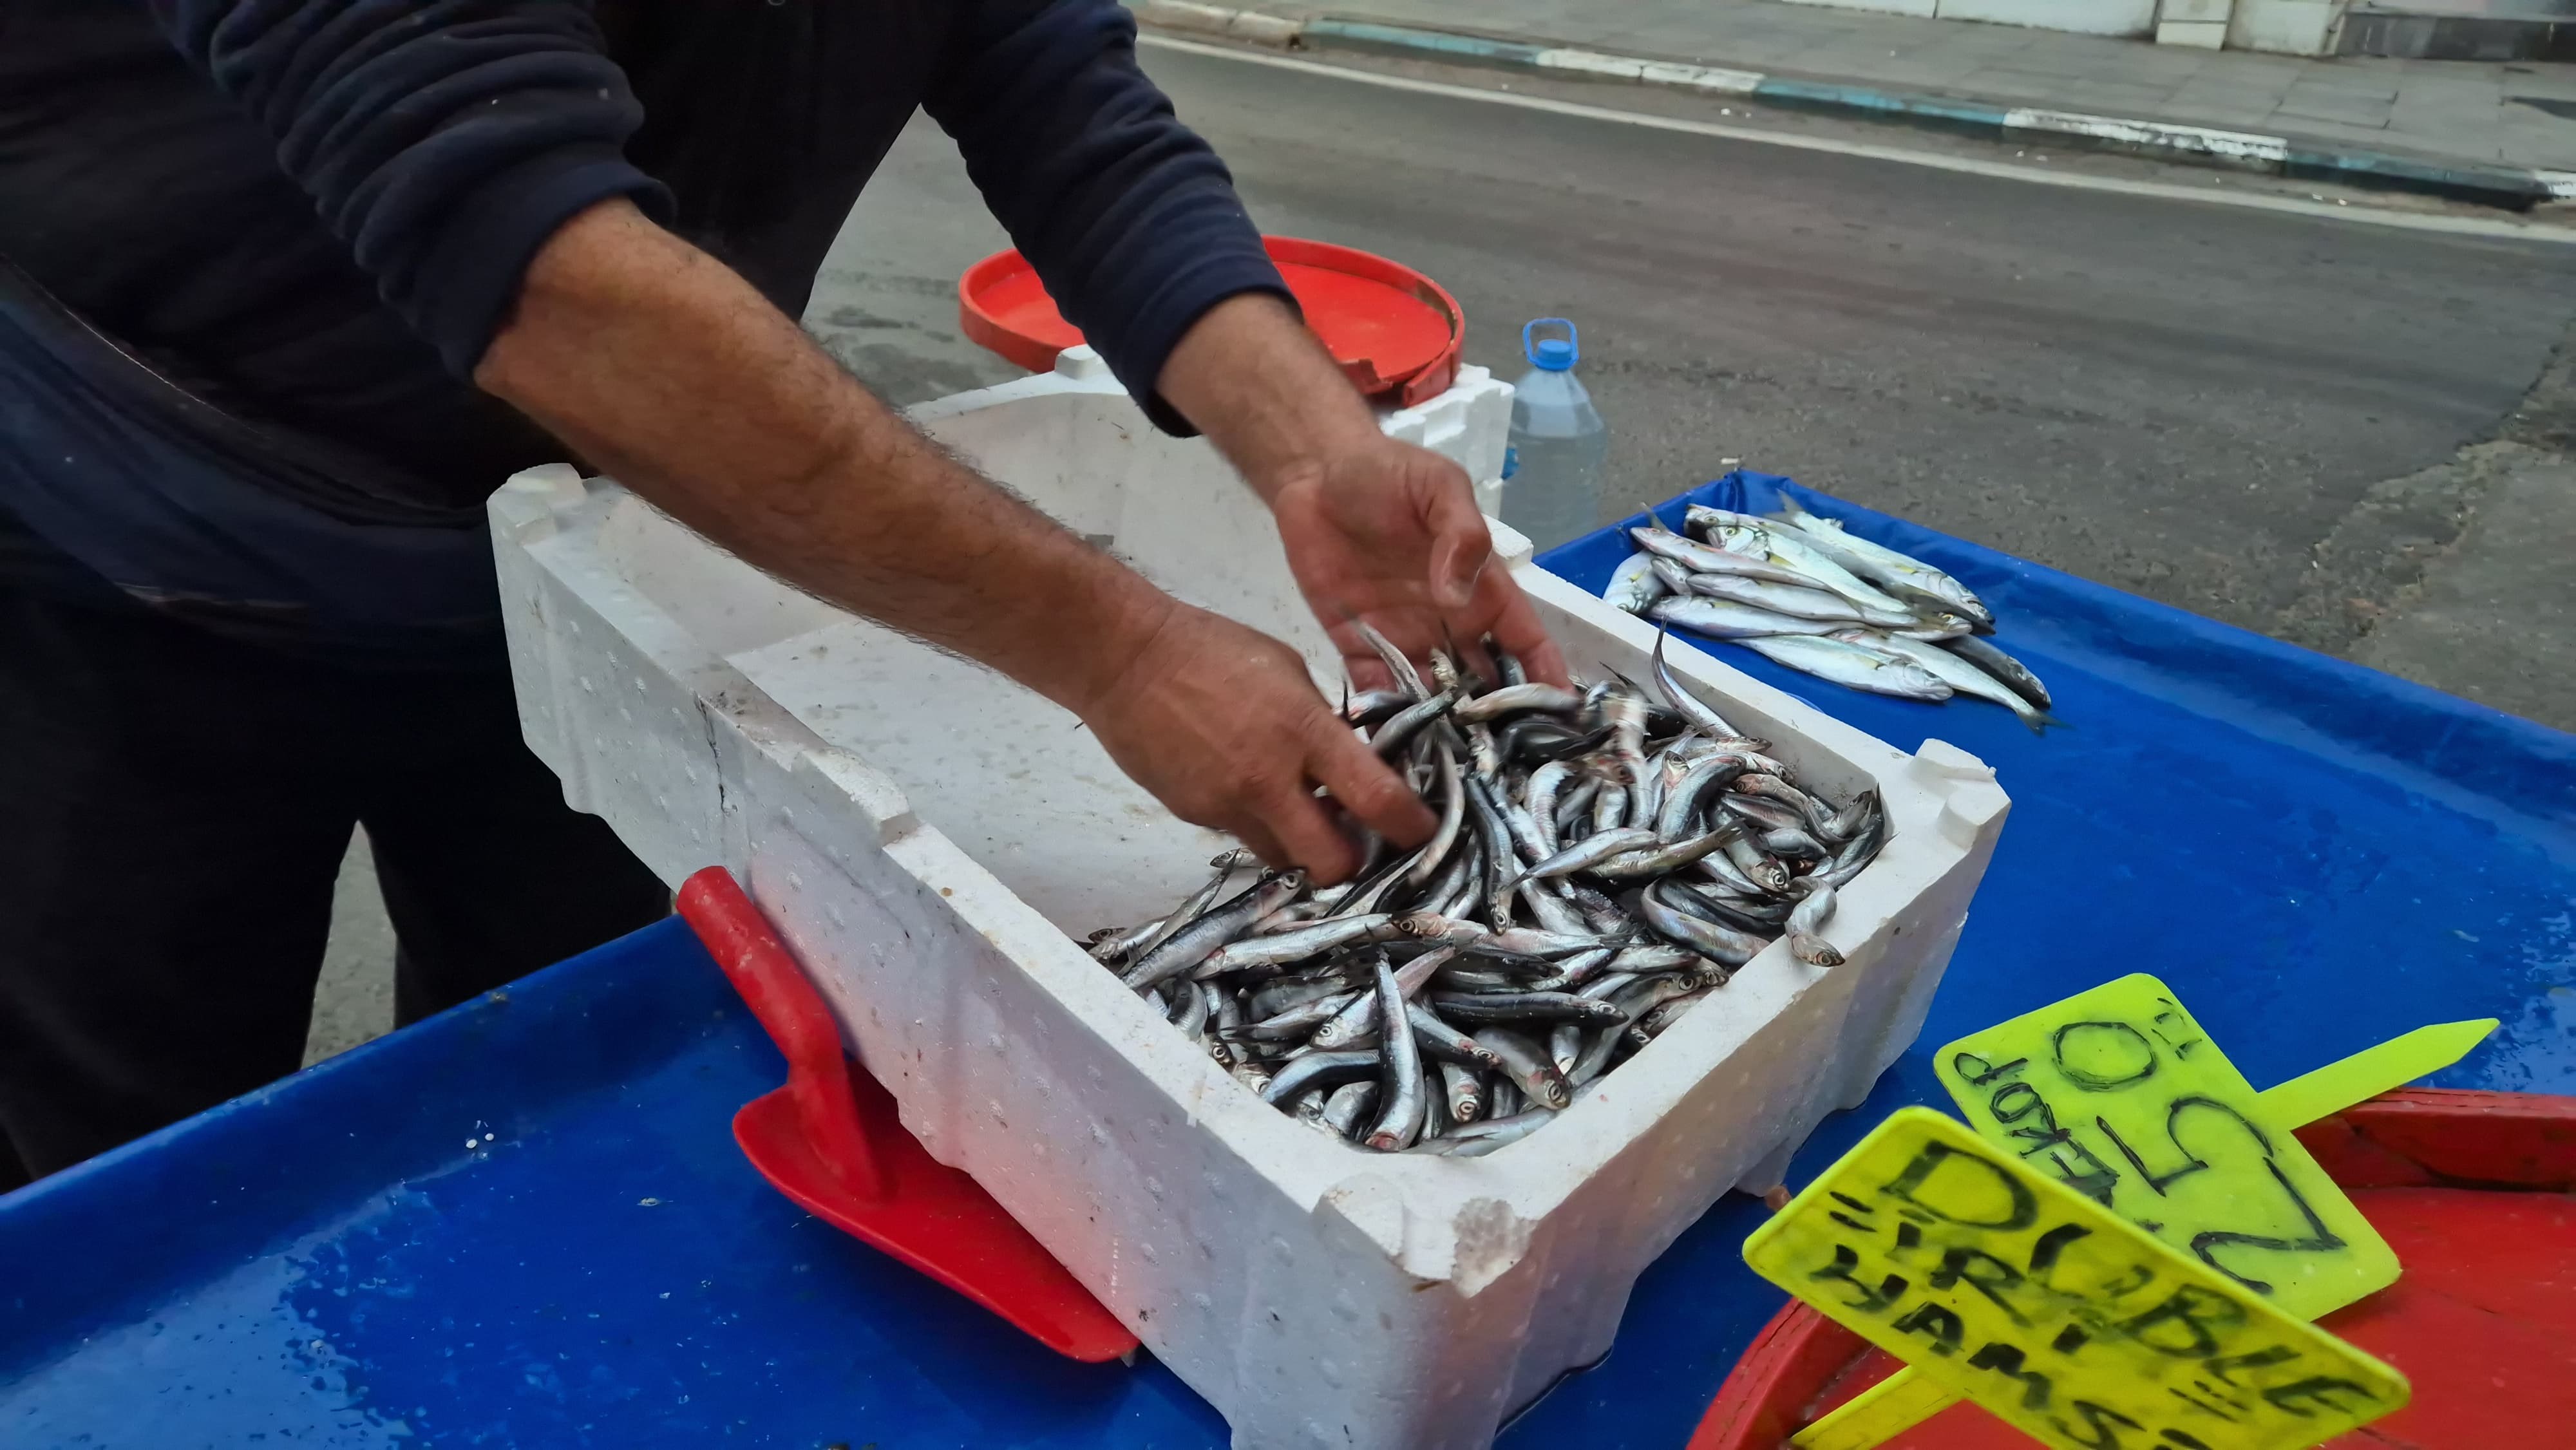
[1267,436,1567,692]
[1078,603,1437,882]
[1157,294,1569,690]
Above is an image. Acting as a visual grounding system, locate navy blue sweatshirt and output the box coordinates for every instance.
[0,0,1283,654]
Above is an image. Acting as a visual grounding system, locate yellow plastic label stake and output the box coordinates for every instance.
[1793,1007,2495,1450]
[2254,1017,2497,1137]
[1746,1109,2409,1450]
[1933,974,2398,1323]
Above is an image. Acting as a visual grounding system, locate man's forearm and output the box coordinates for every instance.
[1157,291,1525,645]
[473,199,1171,717]
[1155,293,1384,502]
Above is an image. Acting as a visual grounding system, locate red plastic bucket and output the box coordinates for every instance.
[958,236,1465,408]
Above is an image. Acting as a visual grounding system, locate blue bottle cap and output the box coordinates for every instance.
[1522,318,1579,372]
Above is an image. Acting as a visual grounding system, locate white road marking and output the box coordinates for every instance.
[2003,108,2288,164]
[1531,47,1763,94]
[1140,33,2576,247]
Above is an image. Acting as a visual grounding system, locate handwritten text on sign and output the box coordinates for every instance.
[1933,974,2398,1321]
[1745,1109,2407,1450]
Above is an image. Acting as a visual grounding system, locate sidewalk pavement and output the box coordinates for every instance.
[1137,0,2576,203]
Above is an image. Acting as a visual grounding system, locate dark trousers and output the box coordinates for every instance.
[0,583,670,1188]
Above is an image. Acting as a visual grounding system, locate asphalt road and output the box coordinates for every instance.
[813,40,2576,708]
[312,40,2576,1059]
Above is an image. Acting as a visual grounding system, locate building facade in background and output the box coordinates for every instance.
[1773,0,2357,57]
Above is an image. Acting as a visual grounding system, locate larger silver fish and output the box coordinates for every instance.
[1830,629,2059,733]
[1629,527,1817,588]
[1602,551,1670,614]
[1683,504,1770,536]
[1690,573,1917,627]
[1732,636,1953,701]
[1941,634,2052,711]
[1647,595,1835,640]
[1707,522,1914,617]
[1772,500,1994,630]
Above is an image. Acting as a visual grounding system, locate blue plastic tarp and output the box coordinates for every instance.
[1538,473,2576,1101]
[5,472,2571,1448]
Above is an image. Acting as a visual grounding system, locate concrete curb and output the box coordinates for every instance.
[1130,3,2576,209]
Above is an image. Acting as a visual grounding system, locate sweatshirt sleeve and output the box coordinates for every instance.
[144,0,672,377]
[925,0,1291,437]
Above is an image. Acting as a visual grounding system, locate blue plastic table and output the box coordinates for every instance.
[8,473,2571,1448]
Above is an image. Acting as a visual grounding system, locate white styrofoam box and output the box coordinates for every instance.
[492,348,2009,1450]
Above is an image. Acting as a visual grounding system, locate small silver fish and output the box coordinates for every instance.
[1093,634,1900,1156]
[1321,1080,1378,1136]
[1454,683,1584,724]
[1191,913,1401,977]
[1364,962,1426,1151]
[1651,626,1743,740]
[1122,872,1306,990]
[1786,880,1842,967]
[1472,1027,1573,1110]
[1350,618,1428,701]
[1588,827,1736,881]
[1437,1060,1484,1124]
[1515,827,1662,883]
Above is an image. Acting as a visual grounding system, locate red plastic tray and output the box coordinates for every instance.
[958,236,1464,408]
[1685,1089,2576,1450]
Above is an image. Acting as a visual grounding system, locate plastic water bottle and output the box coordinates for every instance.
[1501,318,1608,552]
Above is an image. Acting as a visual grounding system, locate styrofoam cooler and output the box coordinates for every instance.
[490,346,2009,1449]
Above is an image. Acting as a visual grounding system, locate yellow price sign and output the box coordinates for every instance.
[1745,1109,2408,1450]
[1934,974,2398,1323]
[1794,1001,2493,1450]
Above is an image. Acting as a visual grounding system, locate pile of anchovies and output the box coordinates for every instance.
[1083,623,1888,1157]
[1605,500,2059,732]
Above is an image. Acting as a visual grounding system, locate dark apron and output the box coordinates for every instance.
[0,254,505,668]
